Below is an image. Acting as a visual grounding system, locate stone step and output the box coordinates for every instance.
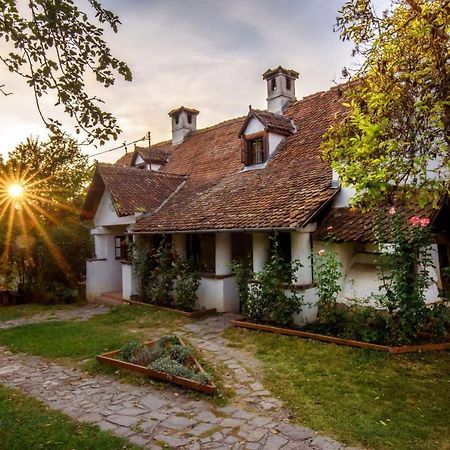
[101,291,123,300]
[94,291,124,306]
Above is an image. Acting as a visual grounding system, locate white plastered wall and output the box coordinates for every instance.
[94,191,136,227]
[313,240,441,306]
[86,191,136,301]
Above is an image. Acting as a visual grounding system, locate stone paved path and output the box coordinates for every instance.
[0,348,355,450]
[179,315,287,418]
[0,304,110,330]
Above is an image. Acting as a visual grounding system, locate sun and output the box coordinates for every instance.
[8,183,24,198]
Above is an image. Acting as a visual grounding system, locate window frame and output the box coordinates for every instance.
[186,233,216,274]
[115,235,128,260]
[241,132,269,166]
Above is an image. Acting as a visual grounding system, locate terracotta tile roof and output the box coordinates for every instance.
[239,109,295,137]
[115,141,172,167]
[81,163,186,219]
[115,152,134,166]
[315,204,440,243]
[132,85,347,233]
[132,142,172,165]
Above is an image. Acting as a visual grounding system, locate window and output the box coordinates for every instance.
[174,113,180,125]
[270,232,291,264]
[115,236,128,260]
[271,78,277,91]
[286,76,291,90]
[231,233,252,269]
[187,113,192,124]
[241,133,268,166]
[186,233,215,273]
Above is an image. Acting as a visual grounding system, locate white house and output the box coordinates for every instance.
[82,66,448,322]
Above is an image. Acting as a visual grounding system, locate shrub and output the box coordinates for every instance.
[131,237,176,306]
[173,258,200,311]
[120,341,142,361]
[233,236,303,327]
[311,230,342,323]
[120,335,213,385]
[373,209,438,344]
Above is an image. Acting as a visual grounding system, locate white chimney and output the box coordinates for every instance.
[168,106,199,146]
[262,66,299,114]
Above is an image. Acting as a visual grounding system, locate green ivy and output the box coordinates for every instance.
[232,236,303,327]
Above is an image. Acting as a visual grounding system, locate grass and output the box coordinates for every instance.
[0,303,79,322]
[0,305,231,405]
[224,327,450,450]
[0,385,140,450]
[0,305,188,360]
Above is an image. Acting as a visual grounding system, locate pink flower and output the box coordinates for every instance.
[327,225,333,231]
[318,249,326,256]
[409,216,421,226]
[420,217,430,227]
[388,206,396,215]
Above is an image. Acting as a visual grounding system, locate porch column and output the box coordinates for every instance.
[172,234,187,258]
[216,232,232,276]
[91,226,110,259]
[252,233,269,272]
[291,231,312,285]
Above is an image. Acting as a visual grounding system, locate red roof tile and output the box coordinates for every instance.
[239,109,295,137]
[81,163,185,219]
[132,85,347,233]
[315,204,440,243]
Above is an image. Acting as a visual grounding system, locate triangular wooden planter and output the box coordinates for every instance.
[96,337,217,395]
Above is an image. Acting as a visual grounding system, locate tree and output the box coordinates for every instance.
[6,136,92,218]
[0,1,132,144]
[0,136,92,301]
[322,0,449,208]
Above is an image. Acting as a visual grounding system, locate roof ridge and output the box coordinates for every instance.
[98,162,186,179]
[296,81,350,103]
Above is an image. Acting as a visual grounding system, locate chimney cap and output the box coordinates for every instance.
[262,66,299,80]
[168,106,200,117]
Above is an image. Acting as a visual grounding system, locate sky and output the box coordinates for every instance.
[0,0,384,164]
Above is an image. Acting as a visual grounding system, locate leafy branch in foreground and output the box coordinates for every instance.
[322,0,450,208]
[0,0,132,144]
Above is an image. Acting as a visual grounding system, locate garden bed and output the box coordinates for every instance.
[123,298,216,318]
[96,336,217,394]
[231,319,450,353]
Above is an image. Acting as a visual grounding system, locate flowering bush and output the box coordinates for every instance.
[312,227,343,322]
[374,209,448,344]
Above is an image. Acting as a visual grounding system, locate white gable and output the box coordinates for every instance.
[133,154,145,166]
[94,191,136,227]
[244,117,264,135]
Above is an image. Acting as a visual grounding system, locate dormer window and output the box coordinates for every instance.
[271,79,277,91]
[187,113,192,124]
[241,132,268,166]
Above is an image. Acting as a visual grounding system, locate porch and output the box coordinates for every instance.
[123,228,318,321]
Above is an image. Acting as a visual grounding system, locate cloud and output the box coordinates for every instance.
[0,0,357,163]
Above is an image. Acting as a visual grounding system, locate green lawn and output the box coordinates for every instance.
[0,303,78,322]
[0,305,230,404]
[0,385,140,450]
[0,305,188,361]
[224,327,450,450]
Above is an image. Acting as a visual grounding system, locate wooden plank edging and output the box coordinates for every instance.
[231,320,450,354]
[123,299,216,318]
[96,338,217,395]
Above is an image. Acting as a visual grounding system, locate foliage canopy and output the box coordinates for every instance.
[322,0,450,208]
[0,0,132,144]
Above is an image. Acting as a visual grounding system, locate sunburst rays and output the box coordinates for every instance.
[0,167,78,284]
